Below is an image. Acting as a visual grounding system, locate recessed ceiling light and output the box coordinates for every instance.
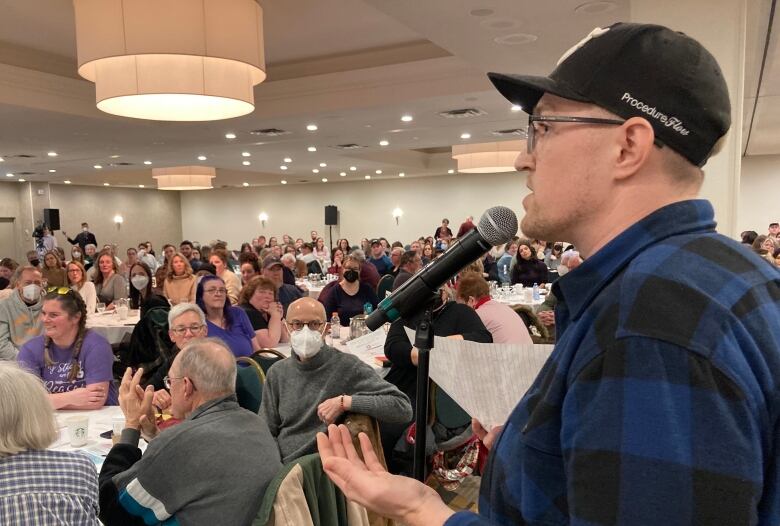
[225,132,237,139]
[283,157,292,163]
[401,115,413,122]
[47,151,58,157]
[379,140,389,146]
[460,132,471,139]
[18,179,25,182]
[448,169,455,174]
[242,152,251,157]
[375,169,382,174]
[339,172,346,176]
[511,104,523,112]
[470,8,494,16]
[242,161,251,166]
[103,183,110,186]
[197,155,207,161]
[109,154,120,159]
[0,156,4,162]
[494,33,538,46]
[144,160,152,165]
[281,180,287,184]
[319,162,327,167]
[399,172,405,177]
[242,182,249,187]
[49,169,56,173]
[321,178,328,182]
[349,166,357,171]
[94,164,103,169]
[280,165,288,170]
[138,184,145,188]
[306,124,318,131]
[64,180,71,184]
[312,168,319,173]
[364,175,371,180]
[5,173,14,177]
[307,146,317,152]
[574,1,618,14]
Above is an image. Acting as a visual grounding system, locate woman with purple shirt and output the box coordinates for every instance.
[17,288,117,409]
[196,275,258,358]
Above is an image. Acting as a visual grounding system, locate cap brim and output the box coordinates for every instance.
[488,72,591,112]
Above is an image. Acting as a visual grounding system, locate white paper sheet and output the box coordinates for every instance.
[345,329,387,364]
[403,326,553,429]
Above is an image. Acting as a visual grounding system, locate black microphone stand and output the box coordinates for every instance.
[412,301,435,482]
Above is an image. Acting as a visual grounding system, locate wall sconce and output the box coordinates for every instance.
[392,207,404,225]
[258,212,269,228]
[113,215,123,230]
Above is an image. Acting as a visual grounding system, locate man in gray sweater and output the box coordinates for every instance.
[261,297,412,464]
[99,338,282,525]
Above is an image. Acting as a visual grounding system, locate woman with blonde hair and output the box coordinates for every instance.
[41,250,67,287]
[208,248,241,305]
[17,288,116,408]
[92,249,127,308]
[0,361,100,523]
[162,252,196,305]
[66,260,97,314]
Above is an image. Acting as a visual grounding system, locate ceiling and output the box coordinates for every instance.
[0,0,774,190]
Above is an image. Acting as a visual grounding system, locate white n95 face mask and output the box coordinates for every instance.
[22,284,40,302]
[290,326,324,359]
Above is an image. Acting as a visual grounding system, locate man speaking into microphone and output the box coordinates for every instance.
[317,22,780,526]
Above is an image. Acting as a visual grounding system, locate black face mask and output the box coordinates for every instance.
[343,269,359,283]
[29,259,40,267]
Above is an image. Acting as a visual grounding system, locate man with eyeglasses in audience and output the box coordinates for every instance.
[260,297,411,464]
[316,22,780,526]
[0,266,44,360]
[99,338,281,525]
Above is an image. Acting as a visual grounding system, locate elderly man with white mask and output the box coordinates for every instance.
[0,266,44,360]
[260,297,411,464]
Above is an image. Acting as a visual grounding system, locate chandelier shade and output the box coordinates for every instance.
[73,0,266,121]
[152,166,216,190]
[451,140,524,173]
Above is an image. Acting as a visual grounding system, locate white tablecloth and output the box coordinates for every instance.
[52,406,125,469]
[86,310,140,345]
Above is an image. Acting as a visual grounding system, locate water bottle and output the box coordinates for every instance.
[502,264,508,284]
[363,302,373,315]
[532,283,540,301]
[330,312,340,340]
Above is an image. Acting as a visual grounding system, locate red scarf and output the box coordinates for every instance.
[473,296,491,310]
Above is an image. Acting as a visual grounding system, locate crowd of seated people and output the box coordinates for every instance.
[0,216,778,523]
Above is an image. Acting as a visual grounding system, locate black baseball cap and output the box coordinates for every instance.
[488,23,731,167]
[370,239,381,246]
[262,256,283,270]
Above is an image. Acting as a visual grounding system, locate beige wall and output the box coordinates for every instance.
[48,184,182,257]
[0,182,28,260]
[181,172,531,248]
[739,154,780,235]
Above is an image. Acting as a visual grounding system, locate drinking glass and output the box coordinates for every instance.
[96,302,106,314]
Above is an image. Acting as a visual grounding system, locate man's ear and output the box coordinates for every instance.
[613,117,655,180]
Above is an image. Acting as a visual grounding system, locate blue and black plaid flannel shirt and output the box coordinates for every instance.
[447,199,780,526]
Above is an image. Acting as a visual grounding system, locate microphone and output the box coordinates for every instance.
[366,206,518,331]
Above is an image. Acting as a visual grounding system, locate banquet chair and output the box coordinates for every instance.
[235,357,264,413]
[251,349,287,378]
[375,274,395,299]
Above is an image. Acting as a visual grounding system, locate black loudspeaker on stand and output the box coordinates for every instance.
[324,205,338,257]
[43,208,60,231]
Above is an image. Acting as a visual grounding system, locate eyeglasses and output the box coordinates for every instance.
[287,320,325,331]
[170,324,205,336]
[526,114,626,154]
[203,287,227,295]
[163,375,196,391]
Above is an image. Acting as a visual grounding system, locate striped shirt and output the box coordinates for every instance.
[0,449,99,525]
[447,200,780,525]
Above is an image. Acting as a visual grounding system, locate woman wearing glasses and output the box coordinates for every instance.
[66,260,97,314]
[17,288,117,409]
[195,275,258,358]
[320,254,378,327]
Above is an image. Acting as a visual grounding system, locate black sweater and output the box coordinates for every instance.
[383,302,492,406]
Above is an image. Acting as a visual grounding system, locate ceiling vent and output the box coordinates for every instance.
[5,154,37,158]
[17,171,36,175]
[331,143,365,150]
[438,108,486,119]
[491,128,527,137]
[249,128,292,137]
[109,162,134,166]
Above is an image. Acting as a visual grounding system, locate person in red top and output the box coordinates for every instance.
[456,216,476,238]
